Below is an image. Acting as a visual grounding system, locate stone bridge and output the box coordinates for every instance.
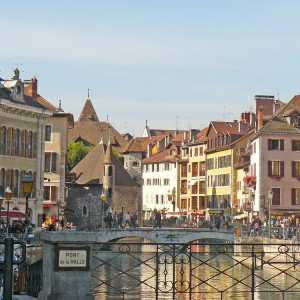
[47,228,234,245]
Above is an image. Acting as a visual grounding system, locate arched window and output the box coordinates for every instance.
[13,169,20,198]
[0,126,8,155]
[28,131,34,158]
[0,168,6,194]
[16,129,21,157]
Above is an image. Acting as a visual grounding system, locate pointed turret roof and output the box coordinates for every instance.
[103,140,113,164]
[68,98,128,151]
[78,98,100,122]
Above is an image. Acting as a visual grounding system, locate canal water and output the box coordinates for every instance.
[91,242,300,300]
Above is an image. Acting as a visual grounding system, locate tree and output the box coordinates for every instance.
[67,141,93,171]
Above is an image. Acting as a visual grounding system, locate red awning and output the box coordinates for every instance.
[0,211,26,218]
[43,203,54,208]
[189,210,205,216]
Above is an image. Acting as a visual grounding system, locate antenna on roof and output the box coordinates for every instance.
[223,106,227,121]
[88,88,90,98]
[108,126,111,144]
[107,115,109,123]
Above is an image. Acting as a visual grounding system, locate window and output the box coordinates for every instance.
[45,125,52,142]
[108,166,113,176]
[164,163,169,171]
[83,206,87,216]
[161,195,164,204]
[132,161,139,167]
[194,148,198,156]
[268,161,284,178]
[292,140,300,151]
[292,188,300,205]
[45,152,58,172]
[44,186,50,200]
[156,195,159,204]
[271,188,280,205]
[0,126,8,155]
[292,161,300,177]
[28,131,34,158]
[268,139,284,151]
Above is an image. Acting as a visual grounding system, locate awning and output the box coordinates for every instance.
[233,213,248,220]
[0,211,26,219]
[189,210,205,216]
[43,202,54,208]
[188,179,198,185]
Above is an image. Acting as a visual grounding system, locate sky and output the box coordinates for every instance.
[1,1,300,136]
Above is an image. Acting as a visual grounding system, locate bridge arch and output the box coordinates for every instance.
[94,228,234,245]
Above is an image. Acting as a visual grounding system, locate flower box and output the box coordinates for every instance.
[272,175,281,181]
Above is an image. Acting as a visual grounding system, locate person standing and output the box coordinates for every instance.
[125,212,130,228]
[60,217,65,231]
[154,211,162,229]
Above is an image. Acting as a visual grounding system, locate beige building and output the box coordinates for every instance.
[0,69,52,227]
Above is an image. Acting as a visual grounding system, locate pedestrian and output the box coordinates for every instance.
[133,210,139,228]
[60,217,65,230]
[154,211,162,229]
[107,213,113,229]
[215,215,221,230]
[125,212,130,228]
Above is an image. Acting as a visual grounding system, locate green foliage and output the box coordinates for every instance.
[112,148,124,164]
[67,141,93,171]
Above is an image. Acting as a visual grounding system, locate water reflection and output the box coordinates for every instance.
[91,242,300,300]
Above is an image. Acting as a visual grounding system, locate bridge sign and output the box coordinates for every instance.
[55,246,90,271]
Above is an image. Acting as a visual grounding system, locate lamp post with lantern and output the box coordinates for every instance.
[0,194,3,232]
[167,187,176,213]
[5,187,12,235]
[57,200,61,231]
[21,172,34,235]
[268,189,273,238]
[101,193,106,229]
[87,193,93,231]
[247,201,251,226]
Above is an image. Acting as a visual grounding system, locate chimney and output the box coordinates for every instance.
[147,144,152,158]
[273,100,280,114]
[24,77,38,101]
[257,106,264,130]
[239,120,248,133]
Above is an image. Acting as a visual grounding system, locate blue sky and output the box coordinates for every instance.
[1,1,300,135]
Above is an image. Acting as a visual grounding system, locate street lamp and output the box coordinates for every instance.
[57,200,61,231]
[167,188,176,212]
[0,195,3,233]
[87,193,93,231]
[101,193,106,229]
[21,172,34,235]
[247,201,251,226]
[268,189,273,238]
[251,192,255,221]
[5,187,12,235]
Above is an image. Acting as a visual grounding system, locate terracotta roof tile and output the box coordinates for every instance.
[142,148,178,164]
[78,98,100,122]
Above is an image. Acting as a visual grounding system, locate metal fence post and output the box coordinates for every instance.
[3,236,14,300]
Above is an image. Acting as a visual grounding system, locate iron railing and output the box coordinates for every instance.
[91,241,300,300]
[26,259,43,298]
